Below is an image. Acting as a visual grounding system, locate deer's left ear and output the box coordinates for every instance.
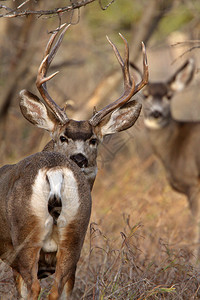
[95,100,142,138]
[168,58,195,92]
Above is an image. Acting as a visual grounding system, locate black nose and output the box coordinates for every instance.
[151,110,162,119]
[70,153,88,168]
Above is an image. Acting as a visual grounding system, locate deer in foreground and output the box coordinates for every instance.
[132,59,200,258]
[0,24,148,299]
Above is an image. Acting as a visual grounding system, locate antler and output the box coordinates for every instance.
[89,34,148,126]
[36,23,70,124]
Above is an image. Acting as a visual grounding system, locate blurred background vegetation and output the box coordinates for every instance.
[1,0,200,298]
[0,0,200,161]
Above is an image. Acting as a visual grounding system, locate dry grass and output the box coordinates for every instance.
[72,136,200,299]
[73,222,199,299]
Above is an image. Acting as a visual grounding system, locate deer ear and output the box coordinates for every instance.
[19,89,57,132]
[168,58,195,92]
[95,100,142,138]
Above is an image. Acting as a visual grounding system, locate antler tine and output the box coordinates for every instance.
[89,34,147,127]
[107,33,132,89]
[36,24,71,124]
[132,42,148,95]
[47,23,70,66]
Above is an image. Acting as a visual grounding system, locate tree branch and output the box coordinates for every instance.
[0,0,96,18]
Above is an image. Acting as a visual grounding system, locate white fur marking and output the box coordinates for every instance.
[58,168,80,238]
[45,215,53,229]
[42,239,58,253]
[31,169,50,222]
[47,169,63,198]
[57,215,67,228]
[31,169,54,252]
[75,140,86,155]
[20,278,28,300]
[144,118,162,130]
[31,167,80,252]
[100,109,119,136]
[171,81,185,92]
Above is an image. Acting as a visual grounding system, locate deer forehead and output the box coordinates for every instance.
[60,120,94,141]
[143,83,169,99]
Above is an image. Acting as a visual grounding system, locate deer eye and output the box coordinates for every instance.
[166,93,172,100]
[142,91,149,99]
[60,136,68,143]
[89,138,98,146]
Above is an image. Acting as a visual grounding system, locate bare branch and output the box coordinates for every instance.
[171,46,200,65]
[171,40,200,47]
[0,0,97,18]
[16,0,31,10]
[170,40,200,64]
[0,4,12,12]
[98,0,116,10]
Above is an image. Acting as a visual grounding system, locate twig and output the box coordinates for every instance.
[171,40,200,47]
[0,4,12,11]
[171,46,200,65]
[98,0,116,10]
[0,0,96,18]
[16,0,31,10]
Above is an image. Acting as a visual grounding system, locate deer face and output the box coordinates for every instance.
[142,83,172,129]
[53,120,97,168]
[51,120,99,185]
[141,59,195,130]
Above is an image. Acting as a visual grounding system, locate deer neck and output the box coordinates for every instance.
[146,119,180,164]
[42,140,54,152]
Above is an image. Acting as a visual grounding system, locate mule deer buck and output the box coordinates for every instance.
[0,23,148,299]
[131,59,200,257]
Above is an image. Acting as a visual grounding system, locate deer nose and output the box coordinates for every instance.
[70,153,88,168]
[151,110,163,119]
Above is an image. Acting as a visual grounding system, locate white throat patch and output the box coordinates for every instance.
[144,118,162,130]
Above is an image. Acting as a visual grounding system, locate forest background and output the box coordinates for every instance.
[0,0,200,298]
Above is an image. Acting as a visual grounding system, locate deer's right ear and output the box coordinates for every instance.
[19,89,56,132]
[168,58,195,92]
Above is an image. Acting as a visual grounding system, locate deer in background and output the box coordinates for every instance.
[0,23,148,299]
[131,59,200,258]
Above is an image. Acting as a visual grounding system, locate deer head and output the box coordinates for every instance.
[130,59,195,130]
[19,24,148,189]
